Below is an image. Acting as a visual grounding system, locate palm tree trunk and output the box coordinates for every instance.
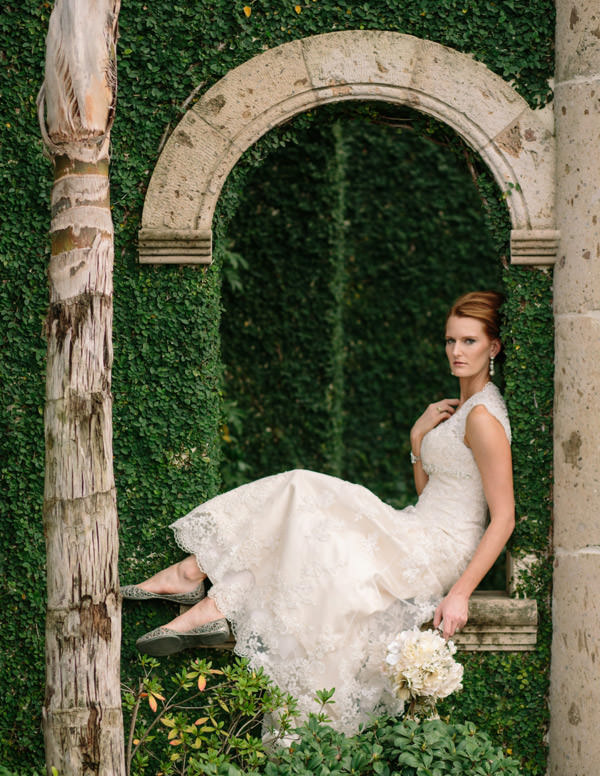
[38,2,125,773]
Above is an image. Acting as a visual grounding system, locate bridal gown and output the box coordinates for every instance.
[170,382,511,735]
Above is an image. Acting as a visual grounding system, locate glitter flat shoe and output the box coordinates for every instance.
[120,582,206,606]
[136,619,231,656]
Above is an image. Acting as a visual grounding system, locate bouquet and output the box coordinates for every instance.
[385,629,464,720]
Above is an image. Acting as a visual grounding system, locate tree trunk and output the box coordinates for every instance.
[38,2,124,773]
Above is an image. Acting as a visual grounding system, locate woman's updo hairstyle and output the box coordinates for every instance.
[446,290,504,348]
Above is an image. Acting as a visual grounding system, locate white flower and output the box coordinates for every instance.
[384,629,463,705]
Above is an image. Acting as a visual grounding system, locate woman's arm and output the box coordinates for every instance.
[410,398,459,495]
[433,405,515,639]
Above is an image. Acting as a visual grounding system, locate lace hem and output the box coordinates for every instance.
[212,588,439,734]
[169,467,485,735]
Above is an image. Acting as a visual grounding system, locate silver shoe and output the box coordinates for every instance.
[120,582,206,606]
[136,619,231,656]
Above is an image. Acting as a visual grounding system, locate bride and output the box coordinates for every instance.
[121,290,514,734]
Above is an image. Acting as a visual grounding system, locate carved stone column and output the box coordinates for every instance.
[550,3,600,773]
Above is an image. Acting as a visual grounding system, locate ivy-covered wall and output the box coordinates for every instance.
[221,104,504,505]
[1,1,553,773]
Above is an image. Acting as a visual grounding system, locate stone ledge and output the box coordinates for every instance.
[451,591,538,652]
[138,228,212,264]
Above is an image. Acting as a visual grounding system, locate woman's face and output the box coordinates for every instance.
[444,315,499,379]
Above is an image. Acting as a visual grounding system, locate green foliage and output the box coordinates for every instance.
[123,655,298,775]
[265,717,521,776]
[438,650,549,775]
[1,0,553,773]
[0,3,55,767]
[115,0,554,111]
[503,270,554,555]
[0,770,43,776]
[124,660,522,776]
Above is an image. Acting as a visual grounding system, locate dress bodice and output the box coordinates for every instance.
[416,382,511,532]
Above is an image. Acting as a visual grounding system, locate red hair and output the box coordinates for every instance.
[446,290,504,341]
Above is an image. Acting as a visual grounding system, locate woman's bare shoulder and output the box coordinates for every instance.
[466,403,510,448]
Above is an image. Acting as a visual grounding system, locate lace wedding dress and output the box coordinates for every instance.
[171,382,510,735]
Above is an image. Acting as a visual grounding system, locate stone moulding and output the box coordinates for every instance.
[139,30,556,266]
[138,228,211,264]
[510,228,560,266]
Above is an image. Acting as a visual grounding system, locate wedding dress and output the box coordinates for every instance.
[171,382,510,735]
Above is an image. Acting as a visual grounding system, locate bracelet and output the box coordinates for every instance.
[410,451,421,464]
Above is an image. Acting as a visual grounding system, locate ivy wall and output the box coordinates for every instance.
[1,1,553,773]
[221,105,504,504]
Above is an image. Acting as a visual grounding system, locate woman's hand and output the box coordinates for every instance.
[433,590,469,640]
[410,398,459,452]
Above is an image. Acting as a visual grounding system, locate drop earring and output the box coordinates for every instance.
[489,355,495,377]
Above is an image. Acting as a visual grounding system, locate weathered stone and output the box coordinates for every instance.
[549,551,600,774]
[411,38,524,143]
[194,39,310,140]
[452,628,537,651]
[138,228,211,265]
[554,312,600,549]
[510,229,560,265]
[141,110,232,231]
[550,6,600,772]
[506,551,539,595]
[140,31,556,263]
[302,30,418,94]
[451,592,538,651]
[556,0,600,80]
[553,80,600,314]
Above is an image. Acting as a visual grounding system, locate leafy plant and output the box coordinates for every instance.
[122,660,522,776]
[265,716,521,776]
[122,655,299,775]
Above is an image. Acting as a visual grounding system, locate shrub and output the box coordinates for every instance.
[122,655,298,776]
[266,716,521,776]
[123,656,521,776]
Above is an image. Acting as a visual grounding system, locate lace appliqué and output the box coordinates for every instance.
[421,382,511,480]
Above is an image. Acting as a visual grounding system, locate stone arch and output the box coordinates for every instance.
[139,30,557,266]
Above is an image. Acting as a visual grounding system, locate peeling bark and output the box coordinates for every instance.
[39,2,124,773]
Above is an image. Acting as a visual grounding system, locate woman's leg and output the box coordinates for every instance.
[162,595,225,632]
[136,555,206,594]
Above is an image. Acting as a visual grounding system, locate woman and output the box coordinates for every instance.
[122,290,514,734]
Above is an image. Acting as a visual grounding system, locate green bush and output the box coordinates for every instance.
[267,717,521,776]
[0,769,43,776]
[123,655,299,776]
[122,655,521,776]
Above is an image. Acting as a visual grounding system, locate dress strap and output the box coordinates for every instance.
[463,383,511,443]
